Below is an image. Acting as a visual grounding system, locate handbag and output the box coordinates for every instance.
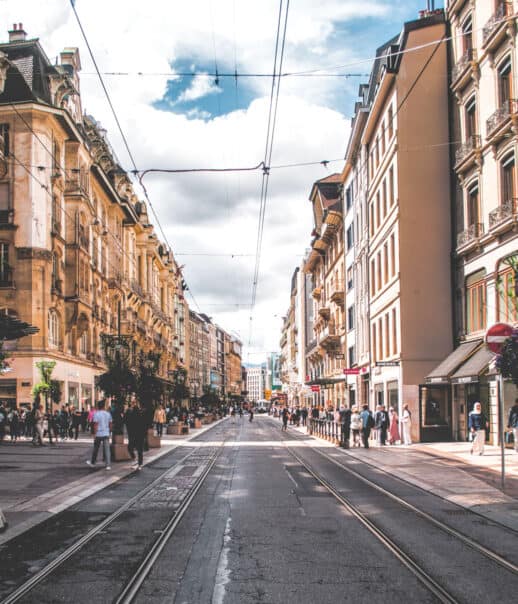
[505,431,515,445]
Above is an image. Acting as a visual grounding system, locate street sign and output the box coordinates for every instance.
[343,368,360,375]
[334,353,345,359]
[375,361,400,367]
[485,323,514,354]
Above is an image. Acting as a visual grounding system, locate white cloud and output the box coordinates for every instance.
[0,0,395,357]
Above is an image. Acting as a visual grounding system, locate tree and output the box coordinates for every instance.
[0,314,38,373]
[32,360,56,413]
[135,351,163,426]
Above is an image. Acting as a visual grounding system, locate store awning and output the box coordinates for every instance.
[305,376,346,386]
[450,347,495,384]
[425,340,481,384]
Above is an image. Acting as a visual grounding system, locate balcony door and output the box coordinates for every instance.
[498,57,512,105]
[501,153,516,203]
[467,183,480,227]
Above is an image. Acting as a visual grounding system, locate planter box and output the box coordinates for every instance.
[111,443,131,461]
[147,429,161,448]
[193,419,202,429]
[167,423,183,435]
[113,434,125,445]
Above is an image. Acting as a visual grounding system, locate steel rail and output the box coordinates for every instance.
[311,446,518,577]
[284,444,460,604]
[113,444,224,603]
[2,433,227,604]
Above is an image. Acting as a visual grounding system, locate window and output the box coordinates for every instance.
[385,314,390,358]
[347,267,353,291]
[383,242,389,284]
[376,194,380,229]
[0,242,10,285]
[0,124,9,159]
[382,180,387,217]
[377,251,382,292]
[347,305,355,331]
[346,225,354,250]
[372,323,377,362]
[390,233,396,277]
[48,310,60,348]
[348,345,356,367]
[381,121,386,155]
[79,331,88,355]
[497,265,518,324]
[388,105,394,139]
[389,166,395,206]
[465,97,477,138]
[392,308,398,355]
[345,186,352,211]
[498,57,512,105]
[369,203,374,236]
[461,15,473,54]
[467,182,480,226]
[370,259,376,296]
[466,270,486,333]
[378,317,383,360]
[501,153,515,202]
[0,183,10,225]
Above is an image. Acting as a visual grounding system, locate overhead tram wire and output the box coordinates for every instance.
[69,0,200,312]
[248,0,290,355]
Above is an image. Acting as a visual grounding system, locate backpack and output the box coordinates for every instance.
[367,413,375,429]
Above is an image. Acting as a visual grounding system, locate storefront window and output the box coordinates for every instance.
[374,383,384,406]
[421,386,450,426]
[387,381,398,410]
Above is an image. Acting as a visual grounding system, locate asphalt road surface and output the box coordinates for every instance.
[1,416,518,604]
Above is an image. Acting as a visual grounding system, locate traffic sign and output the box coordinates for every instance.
[485,323,514,354]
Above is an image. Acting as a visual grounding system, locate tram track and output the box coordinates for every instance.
[266,419,518,603]
[1,423,232,604]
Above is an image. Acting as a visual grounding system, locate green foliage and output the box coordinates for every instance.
[50,380,62,405]
[496,328,518,386]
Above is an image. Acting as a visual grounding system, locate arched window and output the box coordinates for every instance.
[48,309,60,348]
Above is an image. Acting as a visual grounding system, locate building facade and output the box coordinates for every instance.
[246,366,266,402]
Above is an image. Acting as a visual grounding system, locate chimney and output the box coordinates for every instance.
[8,23,27,43]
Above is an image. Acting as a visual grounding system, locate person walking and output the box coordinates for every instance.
[71,407,82,440]
[401,404,412,445]
[0,405,6,444]
[8,409,19,442]
[86,400,112,469]
[340,405,351,449]
[375,405,389,446]
[301,407,308,427]
[388,407,400,445]
[32,404,45,446]
[350,406,361,447]
[507,398,518,453]
[281,407,289,431]
[469,402,489,456]
[125,399,147,470]
[359,405,374,448]
[153,403,166,437]
[249,407,254,422]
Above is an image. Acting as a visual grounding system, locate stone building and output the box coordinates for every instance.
[0,25,187,409]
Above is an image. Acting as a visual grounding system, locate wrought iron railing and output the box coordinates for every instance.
[455,134,481,165]
[457,222,484,248]
[483,1,513,46]
[486,99,518,137]
[452,47,477,83]
[489,198,517,228]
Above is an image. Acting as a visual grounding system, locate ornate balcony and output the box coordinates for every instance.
[311,286,321,299]
[330,280,345,306]
[486,99,518,142]
[451,48,478,90]
[108,272,123,289]
[454,134,481,171]
[319,322,340,348]
[456,222,484,253]
[482,2,515,52]
[318,304,330,320]
[130,278,144,298]
[488,198,517,232]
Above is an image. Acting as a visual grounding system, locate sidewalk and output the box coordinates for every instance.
[0,420,223,545]
[286,421,518,532]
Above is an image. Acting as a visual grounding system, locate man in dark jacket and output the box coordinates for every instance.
[340,405,352,448]
[124,399,147,470]
[508,399,518,453]
[375,405,389,446]
[359,405,374,448]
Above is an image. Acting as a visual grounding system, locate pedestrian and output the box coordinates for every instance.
[375,405,389,446]
[469,402,489,456]
[281,407,289,431]
[32,404,45,446]
[153,403,166,437]
[340,405,351,448]
[401,403,412,445]
[86,400,112,469]
[359,405,374,448]
[388,407,400,445]
[8,409,19,441]
[0,405,6,444]
[19,409,26,438]
[350,406,361,447]
[71,407,82,440]
[507,398,518,453]
[124,399,147,470]
[238,406,243,419]
[301,407,308,427]
[249,407,254,422]
[230,406,235,422]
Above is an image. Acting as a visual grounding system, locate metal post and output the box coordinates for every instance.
[498,373,506,491]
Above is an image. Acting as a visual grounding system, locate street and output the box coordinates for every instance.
[1,416,517,603]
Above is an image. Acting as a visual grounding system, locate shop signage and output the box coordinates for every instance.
[343,368,360,375]
[485,323,514,354]
[310,385,320,392]
[453,376,476,384]
[375,361,400,367]
[429,377,446,384]
[334,353,345,359]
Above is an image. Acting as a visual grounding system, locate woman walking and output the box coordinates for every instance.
[153,403,166,437]
[350,406,361,447]
[469,402,488,456]
[401,404,412,445]
[388,407,400,445]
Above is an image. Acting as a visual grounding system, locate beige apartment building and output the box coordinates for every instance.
[304,175,346,410]
[0,26,188,409]
[423,0,518,444]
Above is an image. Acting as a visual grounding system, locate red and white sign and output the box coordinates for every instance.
[310,385,320,392]
[343,368,360,375]
[485,323,514,354]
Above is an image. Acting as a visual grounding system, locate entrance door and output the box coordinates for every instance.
[419,384,453,442]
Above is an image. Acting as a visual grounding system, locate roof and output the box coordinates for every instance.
[451,347,495,384]
[425,340,481,384]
